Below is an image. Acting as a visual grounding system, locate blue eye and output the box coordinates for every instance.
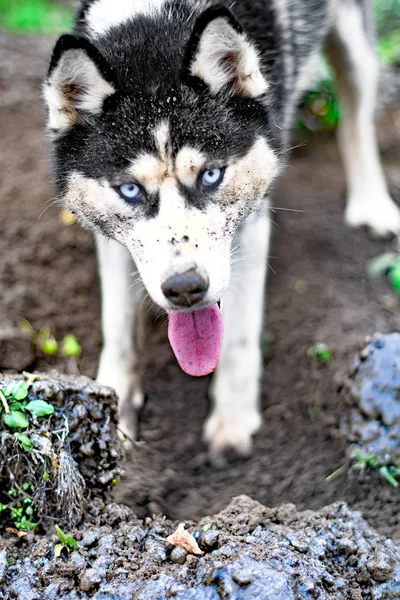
[201,168,224,187]
[117,183,144,203]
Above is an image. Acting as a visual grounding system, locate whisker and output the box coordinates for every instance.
[37,198,61,220]
[270,206,305,213]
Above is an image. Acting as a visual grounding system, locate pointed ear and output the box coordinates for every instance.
[43,35,116,134]
[182,5,268,97]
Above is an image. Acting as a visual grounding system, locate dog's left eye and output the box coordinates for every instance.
[117,183,145,204]
[201,168,224,187]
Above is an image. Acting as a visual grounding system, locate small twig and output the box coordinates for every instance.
[326,465,346,482]
[0,390,10,413]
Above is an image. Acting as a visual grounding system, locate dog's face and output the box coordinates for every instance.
[44,6,279,313]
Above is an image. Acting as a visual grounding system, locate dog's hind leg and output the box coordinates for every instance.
[203,210,270,459]
[326,0,400,236]
[96,235,144,444]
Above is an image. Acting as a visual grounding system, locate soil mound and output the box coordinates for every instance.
[341,333,400,471]
[1,495,399,599]
[0,374,122,528]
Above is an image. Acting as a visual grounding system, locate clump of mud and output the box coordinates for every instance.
[0,374,123,528]
[1,495,399,599]
[340,333,400,469]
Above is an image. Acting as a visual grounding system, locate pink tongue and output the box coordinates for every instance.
[168,304,223,377]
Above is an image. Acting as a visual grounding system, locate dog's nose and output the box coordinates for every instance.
[161,268,209,307]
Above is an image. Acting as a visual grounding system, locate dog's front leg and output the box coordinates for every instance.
[95,235,144,443]
[204,209,270,458]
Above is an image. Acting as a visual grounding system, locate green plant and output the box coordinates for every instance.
[367,246,400,292]
[0,0,73,33]
[0,377,55,530]
[1,483,38,531]
[19,319,82,358]
[55,524,77,548]
[54,525,77,556]
[306,343,333,363]
[354,450,400,487]
[14,432,32,451]
[0,380,54,435]
[61,335,82,358]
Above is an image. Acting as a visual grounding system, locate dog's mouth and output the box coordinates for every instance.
[167,302,223,377]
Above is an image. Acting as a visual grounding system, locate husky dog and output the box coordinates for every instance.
[44,0,400,457]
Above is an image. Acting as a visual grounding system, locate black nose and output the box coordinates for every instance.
[161,268,209,307]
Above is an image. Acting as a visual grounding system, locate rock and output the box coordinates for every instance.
[367,545,395,582]
[170,546,187,564]
[0,548,7,583]
[79,567,102,591]
[341,333,400,467]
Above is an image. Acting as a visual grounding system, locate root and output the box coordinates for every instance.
[56,449,86,524]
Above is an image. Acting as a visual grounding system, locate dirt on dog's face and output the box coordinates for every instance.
[61,113,278,310]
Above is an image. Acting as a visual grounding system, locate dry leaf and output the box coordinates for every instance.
[166,522,203,555]
[6,527,27,538]
[54,543,69,558]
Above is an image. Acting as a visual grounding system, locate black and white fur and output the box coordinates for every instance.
[44,0,400,457]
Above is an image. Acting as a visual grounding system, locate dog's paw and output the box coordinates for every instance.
[345,193,400,237]
[203,409,262,458]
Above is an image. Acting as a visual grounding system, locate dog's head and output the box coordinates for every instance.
[44,5,280,375]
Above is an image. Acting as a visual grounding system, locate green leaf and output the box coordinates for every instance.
[3,411,29,429]
[9,402,22,411]
[15,517,38,531]
[366,252,397,278]
[61,334,82,358]
[43,471,49,481]
[14,433,32,451]
[41,338,58,355]
[25,400,54,417]
[389,264,400,292]
[379,466,399,488]
[2,381,29,401]
[306,343,333,363]
[55,525,77,549]
[19,318,35,336]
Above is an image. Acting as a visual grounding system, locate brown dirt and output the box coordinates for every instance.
[2,495,400,599]
[1,34,400,541]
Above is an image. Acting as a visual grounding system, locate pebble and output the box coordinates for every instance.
[70,552,86,568]
[199,529,219,550]
[79,568,102,591]
[0,548,8,583]
[367,547,395,581]
[80,528,101,548]
[170,547,187,565]
[232,567,254,586]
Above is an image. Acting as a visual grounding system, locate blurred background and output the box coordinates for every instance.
[0,0,400,533]
[1,0,399,130]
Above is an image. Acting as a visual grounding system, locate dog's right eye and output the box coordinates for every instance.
[116,183,145,204]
